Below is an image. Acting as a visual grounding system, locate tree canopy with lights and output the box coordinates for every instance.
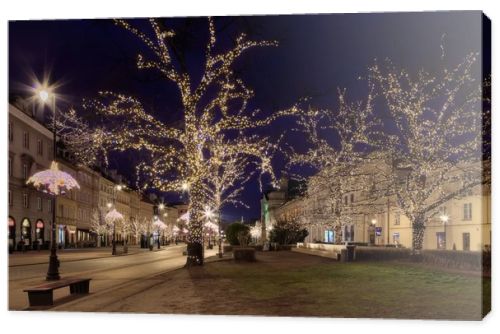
[70,18,301,265]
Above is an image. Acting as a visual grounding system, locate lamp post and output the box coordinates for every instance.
[111,184,123,255]
[440,214,449,250]
[42,88,59,281]
[27,84,79,280]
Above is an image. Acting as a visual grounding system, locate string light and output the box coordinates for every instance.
[61,18,302,265]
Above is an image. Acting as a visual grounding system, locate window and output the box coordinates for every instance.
[9,190,13,206]
[463,233,471,251]
[394,211,401,225]
[350,193,354,203]
[436,232,446,250]
[393,232,400,244]
[22,163,28,179]
[23,131,29,149]
[48,199,52,212]
[9,122,13,142]
[344,196,348,205]
[37,139,43,156]
[37,197,42,211]
[8,157,12,177]
[463,203,472,220]
[23,193,29,208]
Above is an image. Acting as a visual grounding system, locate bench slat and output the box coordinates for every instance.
[24,278,91,292]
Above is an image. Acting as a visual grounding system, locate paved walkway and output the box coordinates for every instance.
[9,244,216,311]
[9,245,171,267]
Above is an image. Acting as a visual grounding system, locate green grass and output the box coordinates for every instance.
[204,258,490,320]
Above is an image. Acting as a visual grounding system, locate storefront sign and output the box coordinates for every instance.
[375,227,382,236]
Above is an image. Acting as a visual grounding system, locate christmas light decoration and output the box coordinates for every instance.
[26,161,80,195]
[65,17,302,266]
[288,85,384,243]
[367,52,488,252]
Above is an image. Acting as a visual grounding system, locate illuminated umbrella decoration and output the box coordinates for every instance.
[105,209,124,225]
[153,219,167,231]
[26,161,80,195]
[179,211,190,223]
[172,226,180,236]
[203,221,219,234]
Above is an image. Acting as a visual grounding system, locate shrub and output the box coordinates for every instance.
[233,247,256,262]
[269,218,308,245]
[421,249,482,271]
[225,223,250,246]
[354,247,411,261]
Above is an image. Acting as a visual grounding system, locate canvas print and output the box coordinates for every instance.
[8,11,491,319]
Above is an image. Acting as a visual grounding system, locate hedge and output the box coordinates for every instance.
[354,247,411,261]
[421,249,483,271]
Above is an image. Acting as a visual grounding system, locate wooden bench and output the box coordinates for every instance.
[24,278,91,307]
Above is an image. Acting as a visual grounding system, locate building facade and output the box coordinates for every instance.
[8,101,157,250]
[266,161,491,252]
[8,102,54,249]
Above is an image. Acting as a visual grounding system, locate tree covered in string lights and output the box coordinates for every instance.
[90,208,109,247]
[288,86,383,242]
[70,18,301,266]
[368,52,489,252]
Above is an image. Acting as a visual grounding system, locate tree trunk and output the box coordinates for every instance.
[185,181,204,266]
[411,215,425,255]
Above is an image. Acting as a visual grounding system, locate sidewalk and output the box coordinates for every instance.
[8,244,172,267]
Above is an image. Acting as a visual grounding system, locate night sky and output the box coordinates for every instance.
[9,11,485,222]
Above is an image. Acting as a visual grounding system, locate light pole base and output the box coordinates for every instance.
[46,255,60,281]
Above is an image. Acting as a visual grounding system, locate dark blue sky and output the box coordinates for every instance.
[9,11,485,222]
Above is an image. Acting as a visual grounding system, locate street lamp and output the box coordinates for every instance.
[111,184,124,255]
[27,82,80,281]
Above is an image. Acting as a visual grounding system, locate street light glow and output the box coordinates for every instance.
[440,214,449,223]
[159,203,165,210]
[38,89,49,102]
[371,219,377,225]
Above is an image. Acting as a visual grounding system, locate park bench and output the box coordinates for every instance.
[24,278,91,307]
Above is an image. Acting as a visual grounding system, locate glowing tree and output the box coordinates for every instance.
[90,208,109,247]
[72,18,300,266]
[368,53,489,252]
[289,87,382,242]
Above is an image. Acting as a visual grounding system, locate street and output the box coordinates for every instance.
[9,244,217,311]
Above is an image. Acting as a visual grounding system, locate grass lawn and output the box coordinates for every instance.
[95,250,490,320]
[200,251,490,320]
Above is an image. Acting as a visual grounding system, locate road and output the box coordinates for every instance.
[9,244,217,311]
